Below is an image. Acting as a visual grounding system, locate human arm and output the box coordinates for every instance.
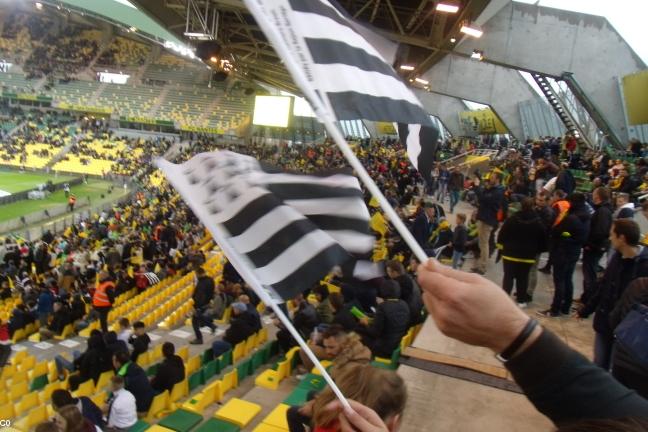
[417,259,648,424]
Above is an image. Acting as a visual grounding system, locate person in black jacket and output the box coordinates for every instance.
[276,294,320,353]
[415,259,648,428]
[150,342,185,393]
[471,172,505,275]
[329,292,357,331]
[609,277,648,399]
[128,321,151,363]
[52,389,104,428]
[539,193,590,317]
[497,198,547,307]
[67,331,105,391]
[386,260,424,326]
[578,219,648,370]
[411,202,437,249]
[358,280,410,358]
[113,350,154,413]
[581,187,613,304]
[190,267,216,344]
[211,302,256,357]
[38,300,71,339]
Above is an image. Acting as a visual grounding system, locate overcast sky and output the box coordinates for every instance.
[513,0,648,64]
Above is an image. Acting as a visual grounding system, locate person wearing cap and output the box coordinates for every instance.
[210,301,257,358]
[357,279,410,358]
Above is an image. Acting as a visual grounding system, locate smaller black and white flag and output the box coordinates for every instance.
[156,151,375,301]
[397,123,439,184]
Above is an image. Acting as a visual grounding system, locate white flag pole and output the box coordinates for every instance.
[155,158,352,410]
[244,0,429,264]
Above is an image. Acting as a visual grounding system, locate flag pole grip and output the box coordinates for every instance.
[244,0,429,264]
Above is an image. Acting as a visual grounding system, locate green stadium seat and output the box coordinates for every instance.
[218,350,232,369]
[30,373,49,391]
[297,374,326,391]
[201,359,219,382]
[251,350,264,372]
[283,387,311,407]
[201,349,213,366]
[193,418,240,432]
[128,419,150,432]
[158,409,203,432]
[188,370,204,392]
[236,358,252,381]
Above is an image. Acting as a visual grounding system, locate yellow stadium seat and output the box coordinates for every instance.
[96,370,114,390]
[214,398,261,428]
[143,426,175,432]
[74,379,95,398]
[146,390,169,422]
[0,402,14,420]
[244,334,257,356]
[11,370,29,384]
[310,360,333,376]
[181,381,221,414]
[252,423,287,432]
[177,346,189,362]
[91,391,107,408]
[221,369,238,395]
[40,381,62,404]
[167,379,189,410]
[232,341,245,363]
[256,327,268,345]
[10,381,29,401]
[1,363,16,379]
[14,404,48,430]
[15,391,39,413]
[254,359,289,391]
[11,350,27,365]
[54,324,74,340]
[136,351,151,367]
[18,355,36,371]
[186,356,201,376]
[261,404,290,430]
[30,361,49,380]
[216,307,231,325]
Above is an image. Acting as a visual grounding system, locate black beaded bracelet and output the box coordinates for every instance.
[496,318,539,363]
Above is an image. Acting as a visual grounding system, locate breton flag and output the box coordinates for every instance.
[156,151,375,301]
[243,0,438,175]
[397,123,439,183]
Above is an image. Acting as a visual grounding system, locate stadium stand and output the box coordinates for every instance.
[97,36,150,67]
[48,79,103,107]
[95,83,162,117]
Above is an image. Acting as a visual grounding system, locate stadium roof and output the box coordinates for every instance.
[131,0,492,93]
[42,0,194,54]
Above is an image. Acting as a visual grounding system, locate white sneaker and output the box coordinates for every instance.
[517,302,528,309]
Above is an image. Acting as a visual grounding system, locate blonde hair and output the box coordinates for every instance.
[312,363,407,428]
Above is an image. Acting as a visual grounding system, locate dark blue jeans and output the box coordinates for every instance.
[211,340,232,358]
[551,250,580,314]
[581,248,604,304]
[449,190,460,213]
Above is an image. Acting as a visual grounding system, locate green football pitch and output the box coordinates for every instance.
[0,177,117,223]
[0,170,77,194]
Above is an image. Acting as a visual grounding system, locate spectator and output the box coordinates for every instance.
[54,405,97,432]
[581,187,613,304]
[385,260,424,326]
[277,294,319,353]
[39,300,72,339]
[51,389,104,428]
[113,350,154,414]
[36,286,54,326]
[411,200,437,249]
[93,271,115,332]
[539,193,590,317]
[329,292,357,331]
[128,321,150,363]
[190,267,216,345]
[239,294,262,331]
[615,192,635,219]
[448,166,464,213]
[451,213,468,269]
[497,198,547,307]
[104,376,137,432]
[0,318,11,367]
[358,280,409,358]
[150,342,185,393]
[211,302,256,357]
[578,219,648,369]
[471,172,505,275]
[117,317,131,345]
[313,285,334,324]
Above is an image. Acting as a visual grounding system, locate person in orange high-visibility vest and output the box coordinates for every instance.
[68,193,77,212]
[93,271,114,332]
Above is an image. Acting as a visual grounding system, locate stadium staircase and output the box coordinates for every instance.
[86,81,108,106]
[197,91,227,126]
[147,85,171,118]
[531,73,624,151]
[44,139,75,169]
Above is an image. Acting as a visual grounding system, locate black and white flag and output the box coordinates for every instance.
[397,123,439,183]
[156,151,374,301]
[243,0,438,181]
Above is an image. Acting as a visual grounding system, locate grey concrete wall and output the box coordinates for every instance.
[455,1,645,143]
[421,55,536,139]
[413,89,466,136]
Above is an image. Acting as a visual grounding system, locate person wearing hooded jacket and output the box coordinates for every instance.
[577,218,648,370]
[539,193,590,317]
[581,187,613,304]
[497,198,547,307]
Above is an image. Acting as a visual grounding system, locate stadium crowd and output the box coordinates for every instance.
[0,132,647,431]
